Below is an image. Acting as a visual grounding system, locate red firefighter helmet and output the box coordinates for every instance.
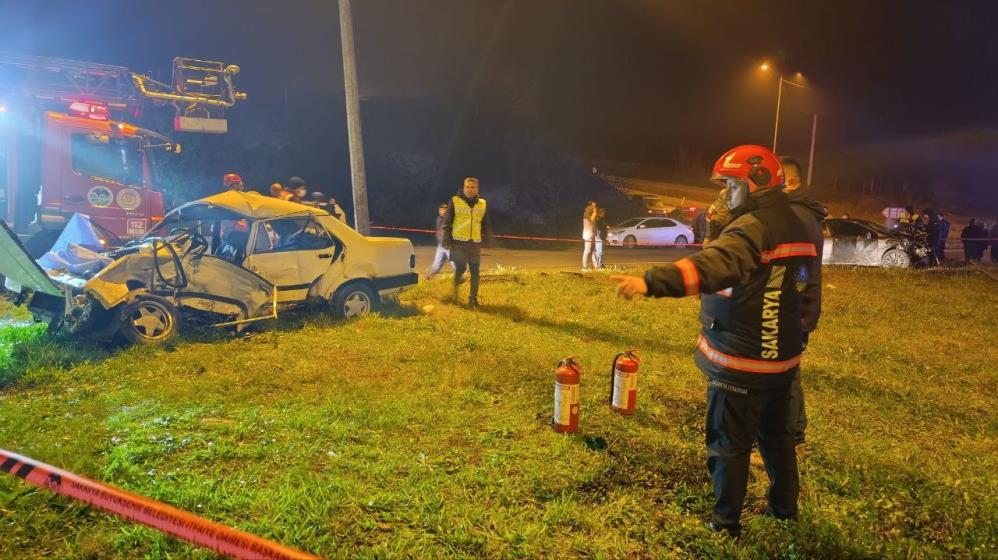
[223,173,244,189]
[710,145,784,192]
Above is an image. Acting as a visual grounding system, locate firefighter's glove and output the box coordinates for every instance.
[611,275,648,299]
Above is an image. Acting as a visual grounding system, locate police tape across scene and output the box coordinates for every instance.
[0,449,321,560]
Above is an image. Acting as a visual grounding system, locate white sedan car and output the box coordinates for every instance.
[607,217,695,248]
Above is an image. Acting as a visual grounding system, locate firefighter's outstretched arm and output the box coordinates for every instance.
[614,219,763,299]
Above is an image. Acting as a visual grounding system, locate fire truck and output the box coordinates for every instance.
[0,53,246,255]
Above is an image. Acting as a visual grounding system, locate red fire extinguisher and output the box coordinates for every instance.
[610,350,639,415]
[553,357,581,433]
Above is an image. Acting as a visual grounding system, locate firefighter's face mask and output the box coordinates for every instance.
[722,178,750,212]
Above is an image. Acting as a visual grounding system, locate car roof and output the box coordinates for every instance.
[171,191,330,220]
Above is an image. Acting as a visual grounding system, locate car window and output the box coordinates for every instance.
[855,219,892,235]
[828,220,871,237]
[254,217,333,253]
[660,218,677,227]
[616,218,642,228]
[643,218,667,228]
[71,133,143,186]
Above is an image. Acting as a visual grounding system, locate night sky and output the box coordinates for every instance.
[3,0,997,204]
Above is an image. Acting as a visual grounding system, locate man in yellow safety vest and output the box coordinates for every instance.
[441,177,493,308]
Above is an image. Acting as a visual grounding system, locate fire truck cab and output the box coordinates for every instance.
[0,53,244,256]
[0,102,172,253]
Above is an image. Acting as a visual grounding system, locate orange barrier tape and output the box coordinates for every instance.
[370,225,704,248]
[0,448,321,560]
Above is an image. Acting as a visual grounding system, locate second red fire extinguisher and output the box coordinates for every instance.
[609,350,640,415]
[553,357,581,433]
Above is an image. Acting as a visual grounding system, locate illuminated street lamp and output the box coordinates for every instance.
[759,63,817,185]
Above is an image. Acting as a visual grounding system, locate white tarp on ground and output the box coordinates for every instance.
[36,214,113,276]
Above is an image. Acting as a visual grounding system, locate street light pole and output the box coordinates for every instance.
[772,76,784,153]
[339,0,371,235]
[807,112,817,186]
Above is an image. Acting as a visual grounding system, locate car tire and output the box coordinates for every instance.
[881,249,911,268]
[118,294,180,344]
[623,235,637,249]
[674,235,689,246]
[331,283,377,319]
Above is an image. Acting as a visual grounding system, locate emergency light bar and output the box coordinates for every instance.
[68,101,109,121]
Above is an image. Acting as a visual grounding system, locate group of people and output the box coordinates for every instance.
[581,200,609,270]
[896,206,950,264]
[960,218,997,263]
[896,205,997,264]
[222,172,346,222]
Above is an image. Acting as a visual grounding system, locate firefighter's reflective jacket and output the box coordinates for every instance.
[643,190,817,389]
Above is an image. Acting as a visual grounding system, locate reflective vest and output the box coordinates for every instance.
[451,196,487,242]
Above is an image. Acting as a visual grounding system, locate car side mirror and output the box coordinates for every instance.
[637,224,645,229]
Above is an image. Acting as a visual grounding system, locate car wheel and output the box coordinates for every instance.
[674,235,689,246]
[331,283,377,319]
[623,235,637,249]
[119,295,180,344]
[881,249,911,268]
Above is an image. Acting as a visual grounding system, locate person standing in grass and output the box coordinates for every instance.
[780,156,826,449]
[612,145,817,538]
[593,207,609,269]
[937,213,950,263]
[426,203,454,279]
[442,177,493,308]
[581,200,598,271]
[962,219,981,263]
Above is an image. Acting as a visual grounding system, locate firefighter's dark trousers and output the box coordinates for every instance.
[706,377,799,535]
[450,241,481,301]
[787,330,809,444]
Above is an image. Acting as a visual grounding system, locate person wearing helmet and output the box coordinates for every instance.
[269,182,286,199]
[612,145,817,538]
[223,173,244,192]
[287,176,308,203]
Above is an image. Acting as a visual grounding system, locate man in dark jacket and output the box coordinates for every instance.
[780,156,826,445]
[442,177,493,307]
[613,145,817,537]
[937,213,950,263]
[962,219,981,263]
[923,208,940,266]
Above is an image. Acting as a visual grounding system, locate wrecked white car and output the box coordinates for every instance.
[1,191,418,344]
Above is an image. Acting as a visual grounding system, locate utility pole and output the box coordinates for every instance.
[339,0,370,235]
[806,113,817,186]
[772,77,784,153]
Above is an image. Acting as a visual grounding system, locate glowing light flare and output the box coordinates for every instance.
[759,63,770,71]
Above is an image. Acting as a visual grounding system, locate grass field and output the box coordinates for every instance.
[0,267,996,559]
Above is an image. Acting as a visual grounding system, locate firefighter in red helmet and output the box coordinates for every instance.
[223,173,244,192]
[612,145,817,537]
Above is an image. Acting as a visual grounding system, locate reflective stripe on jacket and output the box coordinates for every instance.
[451,195,487,242]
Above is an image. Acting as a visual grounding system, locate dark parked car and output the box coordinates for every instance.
[823,218,931,268]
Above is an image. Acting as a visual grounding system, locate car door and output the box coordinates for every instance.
[241,215,339,303]
[657,218,681,244]
[636,218,663,245]
[828,220,869,264]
